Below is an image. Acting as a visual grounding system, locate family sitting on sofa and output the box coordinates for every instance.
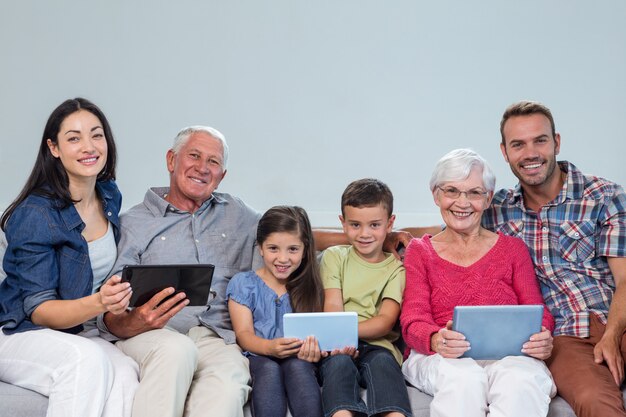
[0,98,625,417]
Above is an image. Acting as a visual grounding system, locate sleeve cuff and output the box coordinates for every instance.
[96,313,121,342]
[23,290,57,317]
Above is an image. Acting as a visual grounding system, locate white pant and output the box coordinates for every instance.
[0,327,139,417]
[402,350,556,417]
[115,326,251,417]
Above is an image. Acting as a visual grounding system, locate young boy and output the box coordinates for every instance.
[320,178,412,417]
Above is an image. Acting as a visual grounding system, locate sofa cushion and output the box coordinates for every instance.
[0,382,48,417]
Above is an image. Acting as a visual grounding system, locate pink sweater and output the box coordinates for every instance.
[400,233,554,356]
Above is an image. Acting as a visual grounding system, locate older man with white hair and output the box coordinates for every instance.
[99,126,260,417]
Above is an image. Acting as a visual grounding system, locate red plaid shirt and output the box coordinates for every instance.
[483,161,626,337]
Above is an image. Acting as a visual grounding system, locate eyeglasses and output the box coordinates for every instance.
[437,186,488,200]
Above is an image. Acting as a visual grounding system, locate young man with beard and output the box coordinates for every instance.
[482,101,626,417]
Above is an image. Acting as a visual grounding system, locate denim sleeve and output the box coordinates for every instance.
[5,205,62,312]
[0,229,6,282]
[24,289,58,317]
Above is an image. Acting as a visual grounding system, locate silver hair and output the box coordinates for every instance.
[171,126,229,169]
[429,149,496,193]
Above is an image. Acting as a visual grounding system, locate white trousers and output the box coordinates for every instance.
[402,350,556,417]
[115,326,251,417]
[0,327,139,417]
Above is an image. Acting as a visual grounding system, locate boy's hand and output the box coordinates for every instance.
[329,346,359,359]
[297,336,327,362]
[269,337,303,358]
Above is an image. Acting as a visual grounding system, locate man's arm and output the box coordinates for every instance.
[401,226,444,238]
[314,226,441,259]
[313,229,349,252]
[593,257,626,385]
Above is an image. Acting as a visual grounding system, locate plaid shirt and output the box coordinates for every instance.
[482,161,626,337]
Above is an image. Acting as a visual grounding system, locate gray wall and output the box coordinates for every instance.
[1,1,625,227]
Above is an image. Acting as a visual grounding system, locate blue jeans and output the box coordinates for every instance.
[248,355,323,417]
[320,343,412,417]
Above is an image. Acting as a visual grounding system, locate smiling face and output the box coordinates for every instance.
[340,204,395,263]
[166,131,227,213]
[258,231,305,283]
[434,167,491,235]
[500,113,561,189]
[47,110,107,184]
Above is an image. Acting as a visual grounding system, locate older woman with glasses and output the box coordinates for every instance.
[400,149,555,417]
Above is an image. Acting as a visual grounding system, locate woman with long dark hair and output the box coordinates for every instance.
[0,98,138,417]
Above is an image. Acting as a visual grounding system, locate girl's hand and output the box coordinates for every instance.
[329,345,359,359]
[99,275,132,315]
[269,337,303,358]
[431,320,470,359]
[297,336,327,362]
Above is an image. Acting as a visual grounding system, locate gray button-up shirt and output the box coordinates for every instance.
[98,187,262,343]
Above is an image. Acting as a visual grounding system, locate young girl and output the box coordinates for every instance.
[227,205,325,417]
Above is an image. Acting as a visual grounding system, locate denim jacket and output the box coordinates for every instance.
[0,180,121,335]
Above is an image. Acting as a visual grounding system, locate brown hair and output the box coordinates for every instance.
[256,206,324,312]
[341,178,393,218]
[500,100,556,145]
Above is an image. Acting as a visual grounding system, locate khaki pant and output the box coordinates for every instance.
[546,314,626,417]
[116,326,251,417]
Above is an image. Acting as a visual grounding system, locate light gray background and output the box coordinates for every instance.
[1,1,625,227]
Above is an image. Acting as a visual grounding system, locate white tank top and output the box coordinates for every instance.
[87,222,116,293]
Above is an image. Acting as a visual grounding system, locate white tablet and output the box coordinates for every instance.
[452,305,543,360]
[283,312,358,351]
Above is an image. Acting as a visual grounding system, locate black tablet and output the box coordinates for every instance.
[121,264,215,307]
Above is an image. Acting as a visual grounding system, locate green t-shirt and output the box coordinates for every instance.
[320,245,405,364]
